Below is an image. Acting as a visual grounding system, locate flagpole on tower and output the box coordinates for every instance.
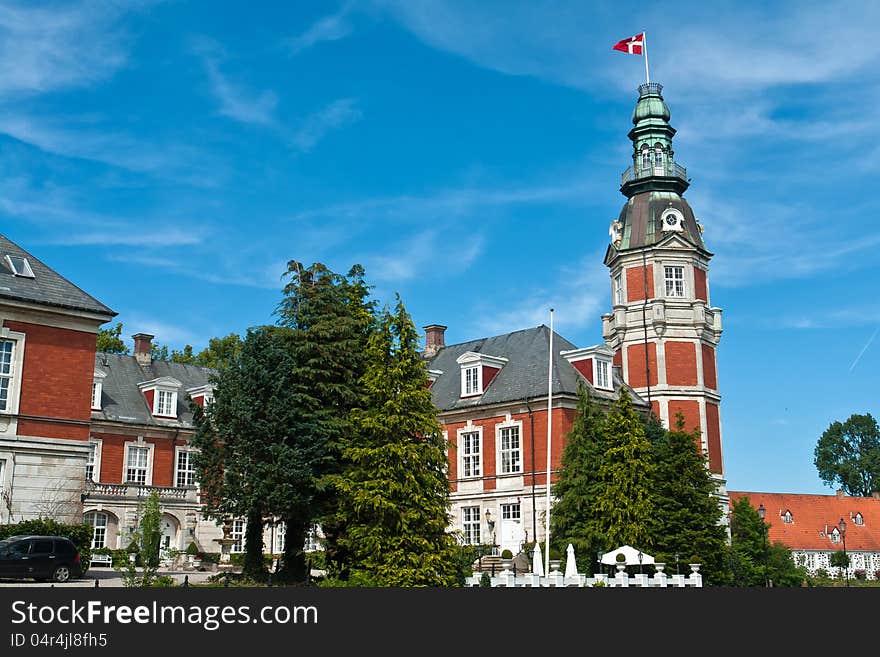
[643,31,650,84]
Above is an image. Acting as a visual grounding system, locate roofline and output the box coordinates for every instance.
[0,294,116,324]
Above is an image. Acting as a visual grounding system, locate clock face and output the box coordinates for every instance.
[665,213,678,226]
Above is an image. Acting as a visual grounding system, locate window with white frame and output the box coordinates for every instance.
[274,522,286,554]
[304,524,320,552]
[85,512,108,549]
[461,431,481,477]
[595,359,611,390]
[175,449,196,487]
[0,340,15,412]
[830,528,840,543]
[854,513,864,526]
[462,506,481,545]
[85,441,101,482]
[125,445,149,484]
[614,273,623,305]
[155,389,176,416]
[463,366,480,395]
[654,146,663,170]
[501,503,520,522]
[231,519,245,553]
[664,266,685,298]
[782,510,793,524]
[641,146,650,170]
[91,381,102,410]
[499,425,521,474]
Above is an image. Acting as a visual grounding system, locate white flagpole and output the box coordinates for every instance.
[544,308,554,576]
[643,32,650,84]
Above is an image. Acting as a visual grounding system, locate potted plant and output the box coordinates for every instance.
[185,541,200,568]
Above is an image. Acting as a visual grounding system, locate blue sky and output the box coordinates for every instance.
[0,1,877,496]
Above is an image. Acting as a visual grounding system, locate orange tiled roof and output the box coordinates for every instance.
[729,491,880,552]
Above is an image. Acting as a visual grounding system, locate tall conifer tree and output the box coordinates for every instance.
[334,298,459,586]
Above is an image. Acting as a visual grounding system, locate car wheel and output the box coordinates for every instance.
[52,566,71,583]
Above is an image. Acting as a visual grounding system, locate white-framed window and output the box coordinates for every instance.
[5,254,34,278]
[155,389,176,417]
[0,339,15,412]
[125,445,150,484]
[231,519,245,553]
[85,511,108,549]
[501,503,521,522]
[274,522,286,554]
[830,528,841,543]
[91,381,102,410]
[499,425,522,475]
[664,266,685,298]
[86,440,101,482]
[460,430,481,478]
[654,146,664,170]
[463,366,480,395]
[854,513,864,526]
[613,273,623,305]
[462,506,481,545]
[175,448,197,487]
[595,359,611,390]
[782,510,793,524]
[641,145,651,170]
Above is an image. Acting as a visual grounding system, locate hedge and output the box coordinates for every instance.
[0,519,92,574]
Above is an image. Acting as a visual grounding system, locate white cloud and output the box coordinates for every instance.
[201,57,279,126]
[57,228,203,247]
[366,229,483,282]
[292,98,362,151]
[288,2,354,54]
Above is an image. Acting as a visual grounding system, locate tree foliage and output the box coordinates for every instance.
[119,491,162,587]
[96,322,129,354]
[728,496,805,587]
[550,383,606,573]
[590,389,655,551]
[333,299,459,586]
[814,413,880,497]
[649,413,728,585]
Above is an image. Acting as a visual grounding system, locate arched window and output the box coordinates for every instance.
[654,146,664,170]
[641,146,651,170]
[830,527,841,543]
[783,510,793,524]
[84,512,108,549]
[854,512,864,526]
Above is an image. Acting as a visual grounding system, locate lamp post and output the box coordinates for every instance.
[838,517,848,588]
[484,509,495,554]
[597,551,603,577]
[757,503,769,587]
[637,551,643,576]
[674,552,679,575]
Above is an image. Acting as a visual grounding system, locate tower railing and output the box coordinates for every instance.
[621,161,687,186]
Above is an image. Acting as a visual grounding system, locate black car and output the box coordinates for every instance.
[0,535,83,583]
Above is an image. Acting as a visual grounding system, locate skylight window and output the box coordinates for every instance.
[5,255,34,278]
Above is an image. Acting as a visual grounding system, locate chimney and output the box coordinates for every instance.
[836,489,846,498]
[873,491,880,500]
[423,324,447,358]
[132,333,154,366]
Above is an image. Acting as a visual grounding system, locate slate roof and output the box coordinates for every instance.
[615,191,706,251]
[729,491,880,552]
[0,233,115,317]
[92,352,214,429]
[426,325,646,412]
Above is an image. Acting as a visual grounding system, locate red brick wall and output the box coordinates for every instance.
[571,358,593,383]
[651,400,660,419]
[706,402,723,474]
[613,349,622,367]
[17,419,88,441]
[92,431,178,485]
[665,341,698,386]
[701,344,717,390]
[626,265,655,302]
[96,433,126,483]
[667,399,701,438]
[5,320,95,441]
[694,267,708,302]
[626,342,658,388]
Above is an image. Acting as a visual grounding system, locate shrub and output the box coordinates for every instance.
[816,568,829,579]
[479,572,491,588]
[874,569,880,581]
[185,541,200,556]
[500,549,513,560]
[854,569,866,580]
[152,575,176,587]
[615,553,626,563]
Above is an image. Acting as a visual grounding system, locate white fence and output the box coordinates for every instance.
[465,562,703,588]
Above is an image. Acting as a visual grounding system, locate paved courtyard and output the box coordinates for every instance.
[0,568,217,588]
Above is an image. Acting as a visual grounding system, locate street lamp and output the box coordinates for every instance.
[674,552,679,575]
[838,517,848,588]
[757,503,769,587]
[597,551,603,577]
[637,551,643,576]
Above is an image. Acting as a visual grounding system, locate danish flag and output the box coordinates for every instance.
[612,33,644,55]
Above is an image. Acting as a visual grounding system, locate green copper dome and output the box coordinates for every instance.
[632,86,670,124]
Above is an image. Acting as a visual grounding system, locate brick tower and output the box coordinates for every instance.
[602,82,726,491]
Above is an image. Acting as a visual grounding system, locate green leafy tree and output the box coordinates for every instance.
[814,413,880,497]
[728,496,805,587]
[171,344,197,364]
[195,333,243,369]
[96,322,129,354]
[275,261,375,580]
[550,383,607,573]
[119,491,162,587]
[828,550,851,582]
[151,343,170,362]
[590,389,655,551]
[648,413,728,585]
[333,299,459,586]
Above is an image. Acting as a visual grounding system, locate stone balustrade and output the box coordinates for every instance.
[84,482,198,503]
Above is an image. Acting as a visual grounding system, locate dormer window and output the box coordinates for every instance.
[4,254,34,278]
[561,344,614,391]
[782,510,793,524]
[92,368,107,411]
[456,352,508,398]
[426,369,442,388]
[853,512,864,526]
[186,384,215,408]
[138,377,182,419]
[830,527,841,543]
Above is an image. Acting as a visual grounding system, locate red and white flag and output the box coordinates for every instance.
[612,33,644,55]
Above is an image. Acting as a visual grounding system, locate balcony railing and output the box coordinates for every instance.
[621,161,687,187]
[84,482,198,503]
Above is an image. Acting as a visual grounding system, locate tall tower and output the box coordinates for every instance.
[602,82,726,487]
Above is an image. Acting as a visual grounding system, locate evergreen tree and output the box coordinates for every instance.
[334,298,459,586]
[549,383,606,573]
[590,389,655,551]
[648,413,728,585]
[275,261,375,579]
[728,496,805,587]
